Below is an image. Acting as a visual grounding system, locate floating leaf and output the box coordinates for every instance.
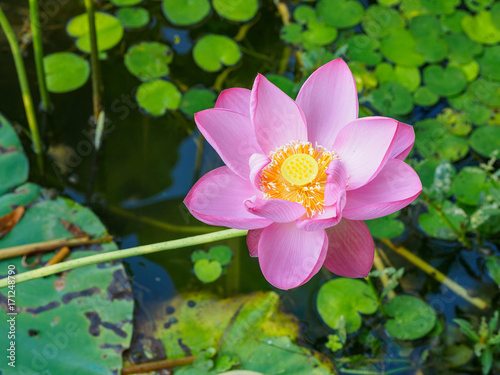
[443,345,474,367]
[467,79,500,108]
[423,65,466,97]
[377,0,401,5]
[317,0,364,29]
[413,86,439,107]
[444,33,483,64]
[293,5,316,24]
[449,60,480,82]
[371,82,414,116]
[469,126,500,158]
[193,35,241,72]
[280,23,303,44]
[465,0,494,12]
[365,212,405,239]
[478,46,500,82]
[180,88,216,116]
[421,0,460,14]
[380,30,425,67]
[419,200,468,240]
[161,0,211,26]
[66,12,124,53]
[194,259,223,283]
[462,11,500,45]
[207,245,233,266]
[384,296,436,340]
[441,10,467,33]
[409,15,442,39]
[344,35,381,66]
[449,92,492,126]
[136,80,181,116]
[124,42,173,81]
[43,52,90,93]
[450,167,487,206]
[0,114,29,195]
[213,0,259,22]
[362,6,405,39]
[415,36,448,63]
[317,278,378,334]
[302,20,338,47]
[110,0,142,6]
[116,7,150,28]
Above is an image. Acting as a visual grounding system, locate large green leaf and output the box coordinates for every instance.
[0,114,28,196]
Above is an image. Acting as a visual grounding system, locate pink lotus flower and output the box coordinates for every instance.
[184,59,422,290]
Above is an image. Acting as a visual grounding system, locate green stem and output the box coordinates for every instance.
[381,239,489,310]
[0,5,44,173]
[84,0,103,121]
[29,0,50,111]
[0,229,247,289]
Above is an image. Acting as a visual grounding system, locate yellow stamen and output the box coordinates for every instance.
[260,141,337,217]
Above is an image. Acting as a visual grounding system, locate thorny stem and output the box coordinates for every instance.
[381,239,489,310]
[29,0,51,111]
[0,229,248,289]
[0,5,44,173]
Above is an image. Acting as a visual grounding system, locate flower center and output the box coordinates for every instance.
[260,141,337,217]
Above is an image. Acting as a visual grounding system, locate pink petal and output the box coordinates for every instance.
[298,231,328,286]
[390,122,415,160]
[245,196,306,223]
[333,117,399,190]
[215,87,251,117]
[195,109,263,178]
[325,159,348,206]
[324,219,374,278]
[184,166,272,229]
[258,223,326,289]
[249,153,270,189]
[247,228,264,257]
[250,74,307,154]
[296,58,358,150]
[342,159,422,220]
[296,205,343,231]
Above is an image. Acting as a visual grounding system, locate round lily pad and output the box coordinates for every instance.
[293,5,316,24]
[136,80,182,116]
[317,278,378,334]
[344,35,382,66]
[302,20,338,47]
[409,15,442,39]
[362,6,405,39]
[194,259,223,283]
[43,52,90,93]
[421,0,460,15]
[469,126,500,158]
[384,295,436,340]
[467,79,500,107]
[318,0,364,29]
[450,166,487,206]
[180,88,216,116]
[380,30,425,67]
[378,0,401,5]
[423,65,466,97]
[444,33,483,64]
[462,11,500,45]
[213,0,259,22]
[116,7,150,28]
[375,63,420,91]
[449,60,480,82]
[193,35,241,72]
[124,42,173,81]
[441,10,467,33]
[414,36,448,63]
[465,0,494,12]
[449,92,491,125]
[371,82,414,116]
[365,212,405,239]
[478,46,500,82]
[492,2,500,30]
[111,0,142,6]
[280,23,303,44]
[419,200,468,240]
[208,245,233,266]
[161,0,211,26]
[413,86,439,107]
[66,12,124,53]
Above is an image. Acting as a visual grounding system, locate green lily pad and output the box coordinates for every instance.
[371,82,414,116]
[380,30,425,67]
[317,0,364,29]
[409,15,442,39]
[124,42,173,81]
[208,245,233,266]
[444,33,483,64]
[293,5,316,24]
[400,0,428,19]
[349,62,378,92]
[469,126,500,158]
[478,46,500,82]
[375,63,421,92]
[414,36,448,63]
[111,0,142,6]
[66,12,124,53]
[116,7,150,28]
[419,200,468,240]
[384,296,436,340]
[213,0,259,22]
[423,65,466,97]
[302,20,338,47]
[465,0,494,12]
[362,6,405,39]
[317,278,378,334]
[344,35,382,66]
[467,79,500,108]
[0,114,28,195]
[449,60,480,82]
[441,10,467,33]
[193,35,241,72]
[161,0,211,26]
[43,52,90,93]
[462,11,500,45]
[136,80,181,116]
[194,259,223,283]
[378,0,401,5]
[492,2,500,30]
[437,108,472,136]
[365,212,405,239]
[449,92,491,126]
[450,167,488,206]
[413,86,439,107]
[280,23,303,44]
[421,0,460,14]
[180,88,216,116]
[266,74,297,98]
[415,159,455,199]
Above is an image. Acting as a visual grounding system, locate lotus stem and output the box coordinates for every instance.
[381,239,489,310]
[84,0,104,122]
[0,229,248,289]
[372,248,396,299]
[121,356,195,374]
[29,0,50,111]
[0,5,44,173]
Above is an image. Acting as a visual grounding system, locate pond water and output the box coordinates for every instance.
[0,0,499,374]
